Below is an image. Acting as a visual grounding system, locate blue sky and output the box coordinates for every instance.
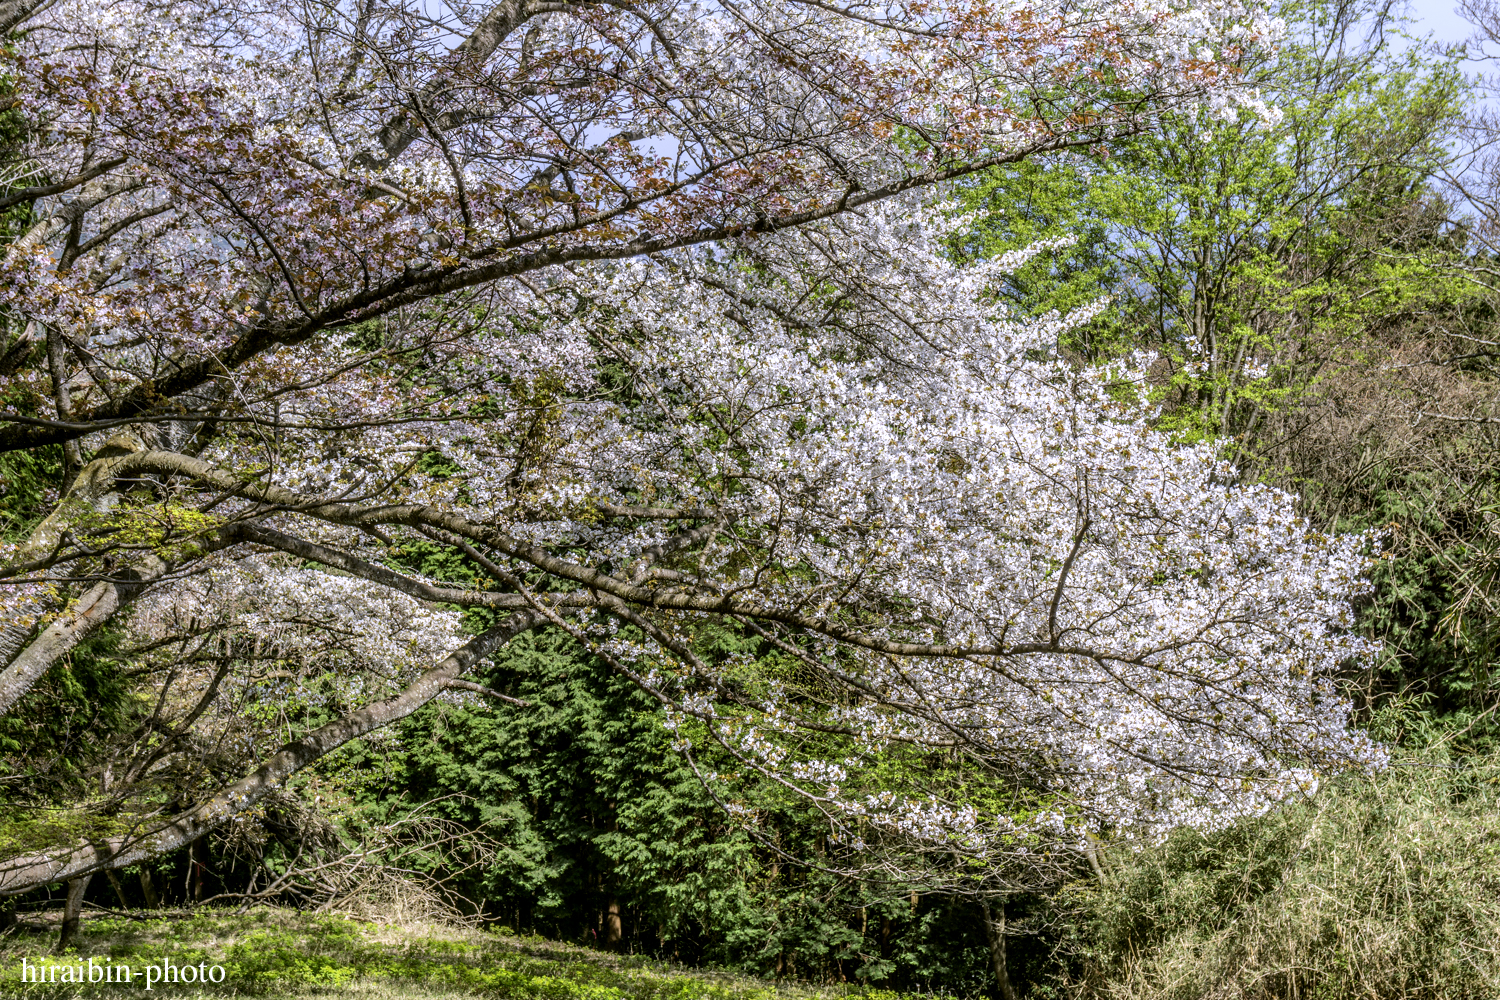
[1401,0,1491,65]
[1409,1,1473,45]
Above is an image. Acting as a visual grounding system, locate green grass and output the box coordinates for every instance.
[0,908,924,1000]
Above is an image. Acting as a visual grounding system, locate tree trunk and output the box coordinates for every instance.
[191,838,208,903]
[604,897,622,946]
[103,868,130,909]
[980,896,1019,1000]
[190,840,204,903]
[0,438,166,698]
[57,874,91,952]
[138,869,160,909]
[44,322,83,489]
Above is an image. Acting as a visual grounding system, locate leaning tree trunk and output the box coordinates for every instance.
[980,896,1019,1000]
[57,874,91,952]
[0,433,171,716]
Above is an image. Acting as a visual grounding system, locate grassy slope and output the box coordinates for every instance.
[0,908,915,1000]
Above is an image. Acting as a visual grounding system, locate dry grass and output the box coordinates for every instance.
[1070,748,1500,1000]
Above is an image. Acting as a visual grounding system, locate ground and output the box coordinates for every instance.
[0,907,910,1000]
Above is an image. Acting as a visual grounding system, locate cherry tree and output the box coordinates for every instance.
[0,0,1379,915]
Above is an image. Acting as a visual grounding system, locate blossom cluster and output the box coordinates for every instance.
[0,0,1379,880]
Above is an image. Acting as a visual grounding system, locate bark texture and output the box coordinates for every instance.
[981,896,1019,1000]
[604,897,622,946]
[0,431,156,671]
[56,874,91,952]
[0,0,50,34]
[0,557,166,718]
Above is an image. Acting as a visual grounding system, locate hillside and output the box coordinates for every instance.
[0,907,918,1000]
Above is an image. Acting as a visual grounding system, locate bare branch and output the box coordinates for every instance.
[0,611,543,896]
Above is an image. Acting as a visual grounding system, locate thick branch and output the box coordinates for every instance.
[0,156,129,212]
[0,0,52,34]
[0,136,1093,456]
[0,476,578,717]
[1048,517,1091,645]
[352,0,557,170]
[229,522,592,612]
[117,450,1124,663]
[0,556,166,719]
[0,433,163,682]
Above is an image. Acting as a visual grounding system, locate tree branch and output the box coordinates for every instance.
[0,611,543,896]
[114,450,1130,664]
[0,156,129,212]
[227,521,592,612]
[0,0,53,33]
[0,556,167,718]
[444,678,530,706]
[0,136,1096,456]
